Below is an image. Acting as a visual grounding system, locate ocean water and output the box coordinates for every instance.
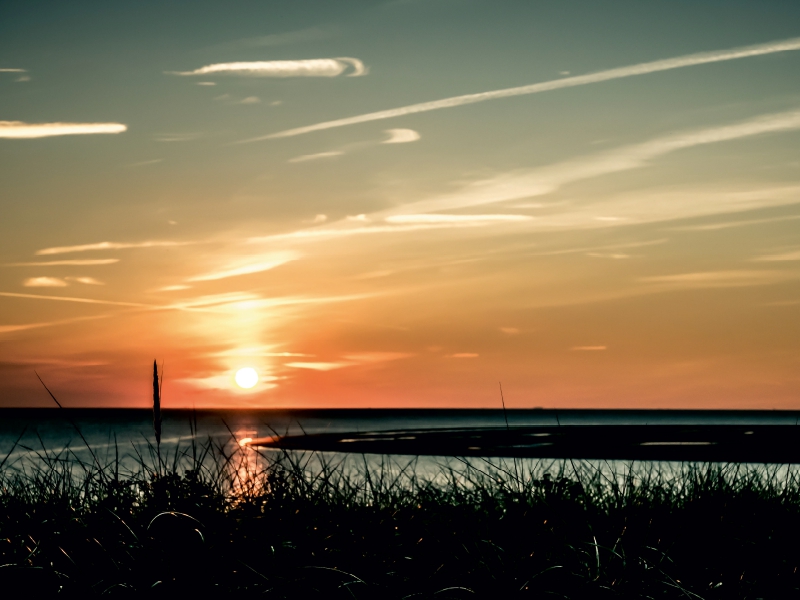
[1,409,799,476]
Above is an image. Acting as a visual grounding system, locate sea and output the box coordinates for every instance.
[1,409,799,478]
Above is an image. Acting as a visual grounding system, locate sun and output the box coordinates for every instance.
[234,367,259,389]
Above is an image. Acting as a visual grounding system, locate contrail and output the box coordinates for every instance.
[238,37,800,143]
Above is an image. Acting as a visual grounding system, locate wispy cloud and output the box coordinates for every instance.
[285,361,352,371]
[0,292,148,307]
[126,158,162,168]
[4,259,119,267]
[341,352,414,363]
[187,252,298,282]
[0,121,127,139]
[0,315,110,335]
[288,151,343,163]
[572,346,607,351]
[386,214,533,224]
[241,36,800,141]
[448,353,479,358]
[0,68,26,72]
[36,240,190,255]
[753,250,800,261]
[670,214,800,231]
[23,277,67,287]
[66,277,104,285]
[640,270,791,288]
[170,57,366,78]
[382,128,420,144]
[378,110,800,217]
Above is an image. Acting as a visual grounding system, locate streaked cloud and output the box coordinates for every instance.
[382,128,420,144]
[753,250,800,261]
[24,277,67,287]
[126,159,162,168]
[153,133,203,142]
[0,315,109,335]
[386,214,533,224]
[285,361,353,371]
[238,96,261,104]
[0,121,127,139]
[500,327,520,335]
[37,240,190,255]
[243,36,800,141]
[288,151,343,163]
[380,110,800,218]
[170,57,366,78]
[671,214,800,231]
[572,346,607,351]
[342,352,414,363]
[4,259,119,267]
[0,292,148,307]
[448,353,479,358]
[154,285,192,292]
[187,252,299,282]
[0,68,26,72]
[587,252,630,259]
[66,276,104,285]
[640,270,791,288]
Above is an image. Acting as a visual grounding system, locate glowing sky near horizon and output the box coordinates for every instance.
[2,0,800,409]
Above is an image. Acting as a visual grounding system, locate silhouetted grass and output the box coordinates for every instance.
[1,435,800,598]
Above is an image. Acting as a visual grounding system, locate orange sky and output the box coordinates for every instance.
[2,1,800,408]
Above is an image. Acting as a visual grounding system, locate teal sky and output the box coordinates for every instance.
[2,1,800,408]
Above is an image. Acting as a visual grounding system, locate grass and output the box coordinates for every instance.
[1,431,800,598]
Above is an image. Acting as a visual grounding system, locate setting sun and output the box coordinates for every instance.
[234,368,259,389]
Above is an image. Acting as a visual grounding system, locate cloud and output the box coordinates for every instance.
[66,277,104,285]
[312,214,327,223]
[342,352,414,363]
[0,68,25,72]
[640,270,790,288]
[126,159,162,167]
[0,292,148,307]
[238,96,261,104]
[153,132,203,142]
[288,151,343,163]
[187,252,298,282]
[378,110,800,217]
[672,214,800,231]
[24,277,67,287]
[170,57,366,78]
[386,214,533,224]
[587,252,630,259]
[753,250,800,261]
[241,36,800,141]
[242,112,800,249]
[382,128,420,144]
[285,361,353,371]
[36,240,190,255]
[448,353,479,358]
[154,285,192,292]
[4,259,119,266]
[0,315,109,335]
[500,327,520,335]
[0,121,127,139]
[572,346,607,351]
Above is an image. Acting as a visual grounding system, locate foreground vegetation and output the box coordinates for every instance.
[1,436,800,598]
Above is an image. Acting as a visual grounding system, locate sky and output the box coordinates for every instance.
[2,0,800,409]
